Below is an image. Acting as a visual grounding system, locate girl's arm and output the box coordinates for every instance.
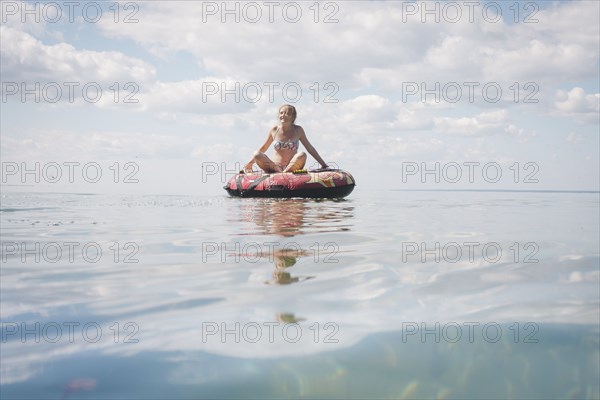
[299,127,328,168]
[244,128,275,170]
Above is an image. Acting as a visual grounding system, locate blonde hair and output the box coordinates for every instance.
[279,104,297,123]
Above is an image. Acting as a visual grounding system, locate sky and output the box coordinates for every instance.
[1,0,599,195]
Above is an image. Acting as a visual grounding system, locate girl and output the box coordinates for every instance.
[244,105,328,173]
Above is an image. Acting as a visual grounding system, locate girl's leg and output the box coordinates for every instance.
[283,152,307,173]
[253,151,283,173]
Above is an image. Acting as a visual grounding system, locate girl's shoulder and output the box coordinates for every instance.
[270,125,280,137]
[294,125,305,136]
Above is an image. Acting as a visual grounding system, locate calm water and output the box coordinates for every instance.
[1,190,599,399]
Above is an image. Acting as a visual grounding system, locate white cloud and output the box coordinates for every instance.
[526,1,600,54]
[434,109,509,135]
[0,128,199,159]
[484,40,595,83]
[0,25,156,84]
[96,2,442,85]
[298,96,434,138]
[424,35,482,74]
[136,78,283,114]
[555,87,600,123]
[566,132,583,144]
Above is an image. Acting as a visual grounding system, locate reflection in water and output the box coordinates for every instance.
[230,198,355,285]
[269,245,316,285]
[267,257,315,285]
[234,198,307,238]
[235,198,355,237]
[229,198,355,322]
[276,313,305,324]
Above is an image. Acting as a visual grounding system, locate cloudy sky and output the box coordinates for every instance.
[1,0,598,195]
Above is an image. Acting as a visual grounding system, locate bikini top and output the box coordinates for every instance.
[273,127,299,151]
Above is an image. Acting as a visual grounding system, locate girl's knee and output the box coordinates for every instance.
[291,153,307,170]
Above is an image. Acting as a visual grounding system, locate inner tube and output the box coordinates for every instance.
[224,169,356,198]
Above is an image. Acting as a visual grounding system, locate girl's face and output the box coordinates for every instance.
[279,107,294,124]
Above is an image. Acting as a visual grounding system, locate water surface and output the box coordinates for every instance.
[1,190,598,399]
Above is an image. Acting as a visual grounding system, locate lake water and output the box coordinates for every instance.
[1,189,599,399]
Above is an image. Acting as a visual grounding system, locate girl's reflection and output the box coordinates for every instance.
[266,253,314,285]
[235,198,354,285]
[244,199,313,284]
